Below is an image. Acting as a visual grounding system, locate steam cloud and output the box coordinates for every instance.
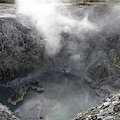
[15,0,120,75]
[16,0,98,56]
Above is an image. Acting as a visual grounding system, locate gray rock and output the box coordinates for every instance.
[113,103,120,112]
[108,49,119,63]
[0,17,46,84]
[86,51,108,62]
[86,59,111,82]
[0,103,19,120]
[72,94,120,120]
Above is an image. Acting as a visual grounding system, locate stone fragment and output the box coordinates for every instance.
[8,84,28,105]
[0,103,19,120]
[30,81,44,92]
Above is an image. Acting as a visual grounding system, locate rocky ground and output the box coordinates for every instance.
[73,94,120,120]
[0,103,19,120]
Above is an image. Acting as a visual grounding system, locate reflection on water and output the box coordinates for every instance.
[0,73,100,120]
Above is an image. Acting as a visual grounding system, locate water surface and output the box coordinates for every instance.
[0,73,100,120]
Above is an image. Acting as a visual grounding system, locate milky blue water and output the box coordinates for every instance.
[0,73,101,120]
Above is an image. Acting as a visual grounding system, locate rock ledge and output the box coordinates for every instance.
[72,94,120,120]
[0,103,19,120]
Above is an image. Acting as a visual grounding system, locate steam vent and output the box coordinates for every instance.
[0,0,120,120]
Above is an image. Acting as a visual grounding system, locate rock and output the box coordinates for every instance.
[113,103,120,112]
[86,51,108,62]
[8,80,44,105]
[117,61,120,65]
[0,103,19,120]
[8,84,29,105]
[72,94,120,120]
[91,75,120,99]
[40,116,43,119]
[0,17,46,85]
[30,81,44,92]
[103,101,111,107]
[108,49,119,64]
[91,115,97,120]
[86,60,111,82]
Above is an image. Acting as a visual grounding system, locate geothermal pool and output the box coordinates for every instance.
[0,72,100,120]
[0,2,104,120]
